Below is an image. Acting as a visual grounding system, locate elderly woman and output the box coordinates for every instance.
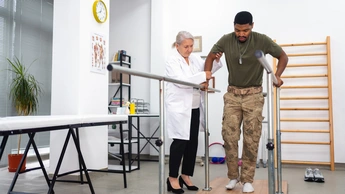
[165,31,223,193]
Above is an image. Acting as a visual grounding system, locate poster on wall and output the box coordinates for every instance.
[91,33,107,74]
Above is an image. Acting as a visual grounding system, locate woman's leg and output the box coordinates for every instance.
[181,108,200,176]
[169,139,187,178]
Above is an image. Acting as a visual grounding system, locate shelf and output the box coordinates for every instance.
[110,61,131,66]
[107,164,138,172]
[108,139,138,144]
[108,105,122,108]
[109,83,130,87]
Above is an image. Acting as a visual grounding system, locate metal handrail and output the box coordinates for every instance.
[255,50,283,194]
[107,63,220,194]
[107,63,221,93]
[255,50,278,84]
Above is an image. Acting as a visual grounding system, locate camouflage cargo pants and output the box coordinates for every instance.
[222,90,264,183]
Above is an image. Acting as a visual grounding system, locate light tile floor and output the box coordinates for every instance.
[0,159,344,194]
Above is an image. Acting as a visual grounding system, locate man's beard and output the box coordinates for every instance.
[237,36,247,43]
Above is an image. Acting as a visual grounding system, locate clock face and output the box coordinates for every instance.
[93,0,108,23]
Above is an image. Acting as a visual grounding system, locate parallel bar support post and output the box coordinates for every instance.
[266,73,276,194]
[203,90,212,191]
[256,50,277,194]
[276,88,283,194]
[158,80,165,194]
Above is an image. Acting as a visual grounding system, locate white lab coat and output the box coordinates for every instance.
[165,50,223,140]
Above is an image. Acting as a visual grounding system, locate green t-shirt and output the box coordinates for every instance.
[211,31,282,87]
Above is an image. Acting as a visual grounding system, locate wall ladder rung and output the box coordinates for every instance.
[279,42,326,47]
[287,52,327,57]
[280,118,329,122]
[280,96,328,100]
[281,85,328,89]
[281,129,329,133]
[287,63,327,67]
[282,160,331,166]
[282,74,327,78]
[280,107,329,111]
[281,141,330,145]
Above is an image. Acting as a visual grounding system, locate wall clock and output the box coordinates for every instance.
[93,0,108,23]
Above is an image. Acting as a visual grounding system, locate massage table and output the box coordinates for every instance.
[0,114,127,194]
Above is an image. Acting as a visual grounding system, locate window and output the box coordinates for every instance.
[0,0,53,166]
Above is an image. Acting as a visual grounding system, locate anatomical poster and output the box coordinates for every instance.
[91,33,107,74]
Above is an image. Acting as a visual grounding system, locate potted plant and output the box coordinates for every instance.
[7,56,42,172]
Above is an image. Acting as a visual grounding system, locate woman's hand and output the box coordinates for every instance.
[200,82,209,91]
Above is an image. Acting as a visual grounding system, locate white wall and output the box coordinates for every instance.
[109,0,153,154]
[50,0,110,173]
[114,0,345,163]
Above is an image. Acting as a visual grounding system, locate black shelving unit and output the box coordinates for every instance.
[108,53,139,172]
[108,53,131,113]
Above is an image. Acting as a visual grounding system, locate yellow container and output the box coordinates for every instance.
[129,103,136,114]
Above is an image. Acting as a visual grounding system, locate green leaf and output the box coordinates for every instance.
[7,56,43,116]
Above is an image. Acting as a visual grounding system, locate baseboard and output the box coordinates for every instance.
[282,162,345,171]
[13,154,345,172]
[26,153,50,162]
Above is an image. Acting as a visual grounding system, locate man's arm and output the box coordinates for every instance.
[204,52,218,71]
[274,50,288,87]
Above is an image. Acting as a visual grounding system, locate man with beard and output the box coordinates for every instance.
[204,11,288,193]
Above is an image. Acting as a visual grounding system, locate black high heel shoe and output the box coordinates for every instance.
[167,178,184,193]
[179,176,199,191]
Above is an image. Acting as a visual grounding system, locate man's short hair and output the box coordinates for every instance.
[234,11,253,25]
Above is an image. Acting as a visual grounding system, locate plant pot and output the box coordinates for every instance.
[8,154,26,172]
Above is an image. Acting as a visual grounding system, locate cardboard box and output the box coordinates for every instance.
[110,71,130,84]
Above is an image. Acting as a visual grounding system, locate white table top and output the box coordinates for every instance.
[128,114,159,117]
[0,114,127,132]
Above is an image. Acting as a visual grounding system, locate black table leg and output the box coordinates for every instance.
[48,129,73,194]
[8,133,35,193]
[69,128,95,194]
[132,123,159,151]
[140,126,159,153]
[76,128,84,184]
[119,123,127,188]
[128,117,132,171]
[135,117,140,169]
[0,135,9,160]
[30,133,52,190]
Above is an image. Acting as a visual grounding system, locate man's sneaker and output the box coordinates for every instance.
[313,168,325,182]
[225,179,238,190]
[243,183,254,193]
[304,167,314,182]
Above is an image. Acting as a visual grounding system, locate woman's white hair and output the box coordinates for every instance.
[172,31,194,47]
[176,31,194,44]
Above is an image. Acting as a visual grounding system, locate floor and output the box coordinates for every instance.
[0,158,344,194]
[196,178,288,194]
